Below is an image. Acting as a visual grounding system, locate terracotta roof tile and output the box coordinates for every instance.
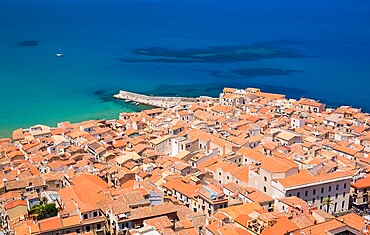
[39,216,63,232]
[261,157,298,173]
[352,175,370,189]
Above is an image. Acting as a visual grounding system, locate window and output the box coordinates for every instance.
[264,187,267,193]
[312,198,315,203]
[93,211,98,217]
[76,229,81,234]
[328,186,331,192]
[320,197,323,203]
[336,193,338,199]
[297,192,300,197]
[219,172,221,176]
[336,184,339,190]
[305,190,308,197]
[227,176,230,180]
[313,189,316,195]
[342,201,345,209]
[344,183,347,189]
[86,225,91,232]
[288,194,292,197]
[343,192,346,197]
[321,188,324,193]
[264,176,267,182]
[83,214,88,220]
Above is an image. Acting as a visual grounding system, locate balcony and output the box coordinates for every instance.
[353,200,367,206]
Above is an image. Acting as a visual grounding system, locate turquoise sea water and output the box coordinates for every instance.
[0,0,370,137]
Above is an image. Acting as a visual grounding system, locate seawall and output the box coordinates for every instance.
[114,90,201,108]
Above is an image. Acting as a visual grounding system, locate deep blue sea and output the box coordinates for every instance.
[0,0,370,136]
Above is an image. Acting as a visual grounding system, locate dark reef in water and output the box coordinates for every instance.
[210,67,301,79]
[120,43,307,63]
[94,89,107,96]
[19,40,39,47]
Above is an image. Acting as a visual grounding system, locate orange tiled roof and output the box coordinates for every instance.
[4,200,27,210]
[351,175,370,189]
[336,212,365,232]
[237,147,267,162]
[299,219,347,235]
[278,170,351,188]
[39,216,63,232]
[220,202,263,220]
[59,174,109,213]
[261,217,299,235]
[261,157,298,173]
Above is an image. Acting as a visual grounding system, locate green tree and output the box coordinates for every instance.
[322,197,333,213]
[44,203,58,217]
[30,205,43,217]
[41,197,47,204]
[30,203,58,220]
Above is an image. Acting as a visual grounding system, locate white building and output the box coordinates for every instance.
[272,169,351,214]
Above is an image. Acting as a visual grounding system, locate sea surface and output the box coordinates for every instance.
[0,0,370,137]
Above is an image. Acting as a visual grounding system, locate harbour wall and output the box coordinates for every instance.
[114,90,206,108]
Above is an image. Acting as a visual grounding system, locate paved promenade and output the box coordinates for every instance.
[114,90,200,108]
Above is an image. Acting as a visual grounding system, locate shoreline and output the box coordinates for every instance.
[1,87,368,139]
[0,93,153,138]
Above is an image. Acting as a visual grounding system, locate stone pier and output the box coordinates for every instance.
[113,90,201,108]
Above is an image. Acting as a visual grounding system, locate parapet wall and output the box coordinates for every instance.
[114,90,199,108]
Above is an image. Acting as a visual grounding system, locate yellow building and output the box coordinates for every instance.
[4,200,28,220]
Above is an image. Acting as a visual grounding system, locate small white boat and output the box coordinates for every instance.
[135,102,140,106]
[55,48,63,57]
[124,99,130,102]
